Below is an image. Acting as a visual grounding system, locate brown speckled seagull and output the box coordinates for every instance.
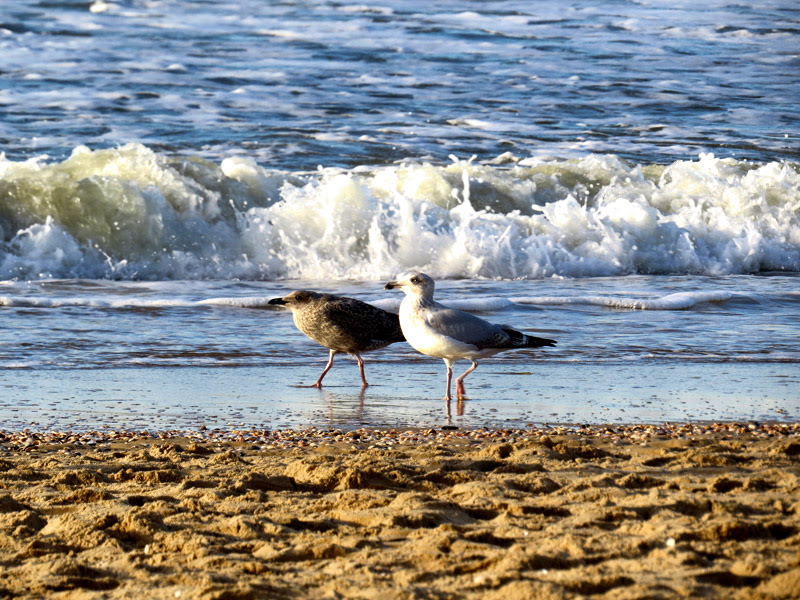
[268,291,405,388]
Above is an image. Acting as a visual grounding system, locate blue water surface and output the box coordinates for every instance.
[1,0,798,167]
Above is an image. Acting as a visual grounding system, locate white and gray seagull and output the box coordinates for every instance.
[384,272,556,401]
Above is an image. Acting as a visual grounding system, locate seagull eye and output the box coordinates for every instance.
[410,277,420,284]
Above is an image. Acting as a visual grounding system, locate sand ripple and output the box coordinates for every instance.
[0,427,799,599]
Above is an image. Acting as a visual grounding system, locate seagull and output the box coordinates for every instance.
[268,291,405,388]
[384,272,556,401]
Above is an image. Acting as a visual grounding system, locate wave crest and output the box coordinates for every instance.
[1,145,798,280]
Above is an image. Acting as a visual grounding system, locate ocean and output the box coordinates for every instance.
[1,0,798,431]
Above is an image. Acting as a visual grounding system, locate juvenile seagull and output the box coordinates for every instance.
[268,291,405,388]
[385,272,556,401]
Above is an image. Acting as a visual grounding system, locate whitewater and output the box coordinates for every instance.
[1,145,798,281]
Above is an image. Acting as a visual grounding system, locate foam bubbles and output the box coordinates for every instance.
[1,147,798,280]
[1,217,89,279]
[514,291,734,311]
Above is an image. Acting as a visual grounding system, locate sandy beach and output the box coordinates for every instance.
[1,423,798,599]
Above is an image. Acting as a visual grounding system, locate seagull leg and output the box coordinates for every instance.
[456,360,478,400]
[356,354,369,388]
[443,359,454,401]
[311,350,336,388]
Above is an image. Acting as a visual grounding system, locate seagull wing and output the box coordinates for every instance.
[322,297,405,348]
[424,306,510,349]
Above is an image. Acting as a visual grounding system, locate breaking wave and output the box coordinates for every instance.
[1,144,798,280]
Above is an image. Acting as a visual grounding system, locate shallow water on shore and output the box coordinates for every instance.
[1,362,796,432]
[1,275,798,431]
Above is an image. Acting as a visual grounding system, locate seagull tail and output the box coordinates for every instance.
[523,335,557,348]
[501,326,557,348]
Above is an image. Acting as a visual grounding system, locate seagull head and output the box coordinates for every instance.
[384,272,435,299]
[268,290,320,310]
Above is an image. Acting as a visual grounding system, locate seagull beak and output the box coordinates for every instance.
[268,297,287,305]
[384,280,399,290]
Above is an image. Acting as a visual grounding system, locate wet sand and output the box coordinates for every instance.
[1,423,799,599]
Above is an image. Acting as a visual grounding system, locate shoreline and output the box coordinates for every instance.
[1,423,799,598]
[3,360,798,432]
[2,421,799,451]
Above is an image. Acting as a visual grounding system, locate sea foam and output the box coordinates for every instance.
[1,144,798,280]
[0,291,732,313]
